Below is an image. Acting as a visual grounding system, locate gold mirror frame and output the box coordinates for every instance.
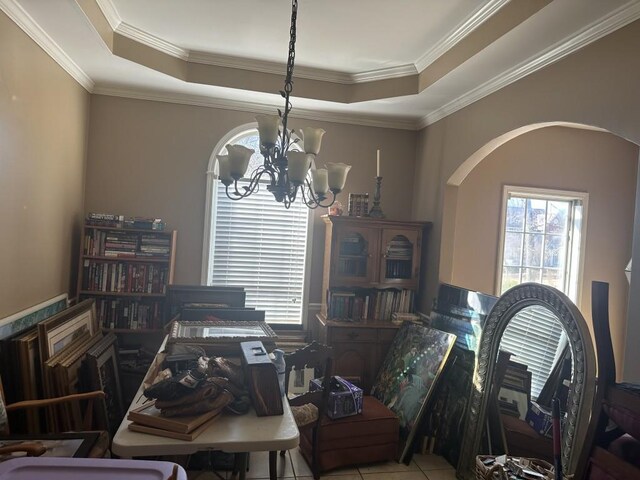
[456,283,596,479]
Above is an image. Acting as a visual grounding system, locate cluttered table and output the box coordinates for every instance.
[112,336,299,479]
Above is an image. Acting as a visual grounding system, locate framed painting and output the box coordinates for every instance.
[0,294,68,341]
[0,432,101,460]
[0,374,8,435]
[371,322,456,463]
[164,285,246,321]
[38,299,98,363]
[168,319,277,344]
[83,333,123,436]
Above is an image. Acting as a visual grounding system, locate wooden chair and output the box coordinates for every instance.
[575,281,640,479]
[0,388,110,458]
[268,341,333,480]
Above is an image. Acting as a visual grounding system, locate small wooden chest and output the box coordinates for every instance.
[240,341,283,416]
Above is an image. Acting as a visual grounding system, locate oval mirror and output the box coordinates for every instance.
[457,283,596,479]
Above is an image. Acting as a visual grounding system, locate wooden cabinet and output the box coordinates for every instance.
[77,223,177,333]
[315,314,401,393]
[321,215,431,321]
[316,216,431,392]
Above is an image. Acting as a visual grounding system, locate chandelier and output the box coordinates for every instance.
[216,0,351,209]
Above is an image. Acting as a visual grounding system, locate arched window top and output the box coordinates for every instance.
[208,124,302,179]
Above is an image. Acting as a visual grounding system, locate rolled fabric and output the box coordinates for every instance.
[161,390,234,417]
[154,382,222,409]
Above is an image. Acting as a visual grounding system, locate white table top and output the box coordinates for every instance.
[112,337,299,458]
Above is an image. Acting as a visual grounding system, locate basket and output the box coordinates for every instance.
[475,455,556,480]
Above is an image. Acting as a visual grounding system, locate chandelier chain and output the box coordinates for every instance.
[223,0,347,209]
[281,0,297,148]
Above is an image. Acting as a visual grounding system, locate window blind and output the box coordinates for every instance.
[499,305,566,399]
[210,181,309,325]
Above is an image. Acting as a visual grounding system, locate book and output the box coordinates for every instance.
[128,413,221,441]
[127,401,222,434]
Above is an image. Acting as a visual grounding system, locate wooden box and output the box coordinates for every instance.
[240,341,283,417]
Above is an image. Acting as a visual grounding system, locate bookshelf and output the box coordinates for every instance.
[320,215,431,322]
[315,215,431,391]
[77,223,177,333]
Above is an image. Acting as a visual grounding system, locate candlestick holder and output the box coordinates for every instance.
[368,176,385,218]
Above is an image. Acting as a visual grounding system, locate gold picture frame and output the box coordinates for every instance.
[38,299,98,364]
[168,319,277,345]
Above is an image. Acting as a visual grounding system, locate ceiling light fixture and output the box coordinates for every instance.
[217,0,351,209]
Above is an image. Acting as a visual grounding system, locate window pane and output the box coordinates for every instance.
[546,201,568,234]
[503,232,523,266]
[542,268,564,290]
[525,199,546,233]
[211,131,310,325]
[543,234,565,268]
[523,234,543,267]
[522,267,541,283]
[501,267,521,293]
[506,197,525,232]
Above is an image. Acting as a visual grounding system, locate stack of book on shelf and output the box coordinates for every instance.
[127,401,223,441]
[328,288,414,321]
[139,234,171,257]
[96,298,164,330]
[85,213,166,231]
[104,231,138,258]
[348,193,369,216]
[86,212,125,227]
[124,217,166,231]
[82,262,168,294]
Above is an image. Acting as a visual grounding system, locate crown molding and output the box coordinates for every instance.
[94,4,421,85]
[188,50,354,84]
[419,0,640,129]
[92,85,419,130]
[351,64,419,83]
[415,0,510,72]
[0,0,94,91]
[95,0,120,30]
[116,21,189,60]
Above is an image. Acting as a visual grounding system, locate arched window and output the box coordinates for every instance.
[202,125,311,326]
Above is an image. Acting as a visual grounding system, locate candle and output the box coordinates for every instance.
[376,149,380,177]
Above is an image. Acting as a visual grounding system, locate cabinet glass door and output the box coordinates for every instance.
[379,229,420,286]
[332,227,377,285]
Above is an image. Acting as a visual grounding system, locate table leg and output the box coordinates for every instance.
[269,451,277,480]
[236,452,248,480]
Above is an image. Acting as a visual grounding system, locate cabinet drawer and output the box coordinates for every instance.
[377,328,399,343]
[330,327,377,343]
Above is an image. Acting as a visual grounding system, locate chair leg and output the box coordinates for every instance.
[269,450,277,480]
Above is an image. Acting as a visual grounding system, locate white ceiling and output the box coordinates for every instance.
[3,0,640,129]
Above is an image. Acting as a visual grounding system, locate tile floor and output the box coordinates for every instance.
[187,449,457,480]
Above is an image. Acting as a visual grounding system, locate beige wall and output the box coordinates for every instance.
[445,127,637,378]
[0,11,89,318]
[84,95,418,308]
[414,19,640,380]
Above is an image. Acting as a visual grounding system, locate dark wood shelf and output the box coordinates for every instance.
[83,255,171,263]
[84,225,172,234]
[79,290,166,298]
[79,224,177,333]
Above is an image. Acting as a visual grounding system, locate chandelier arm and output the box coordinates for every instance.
[300,179,336,209]
[224,167,268,200]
